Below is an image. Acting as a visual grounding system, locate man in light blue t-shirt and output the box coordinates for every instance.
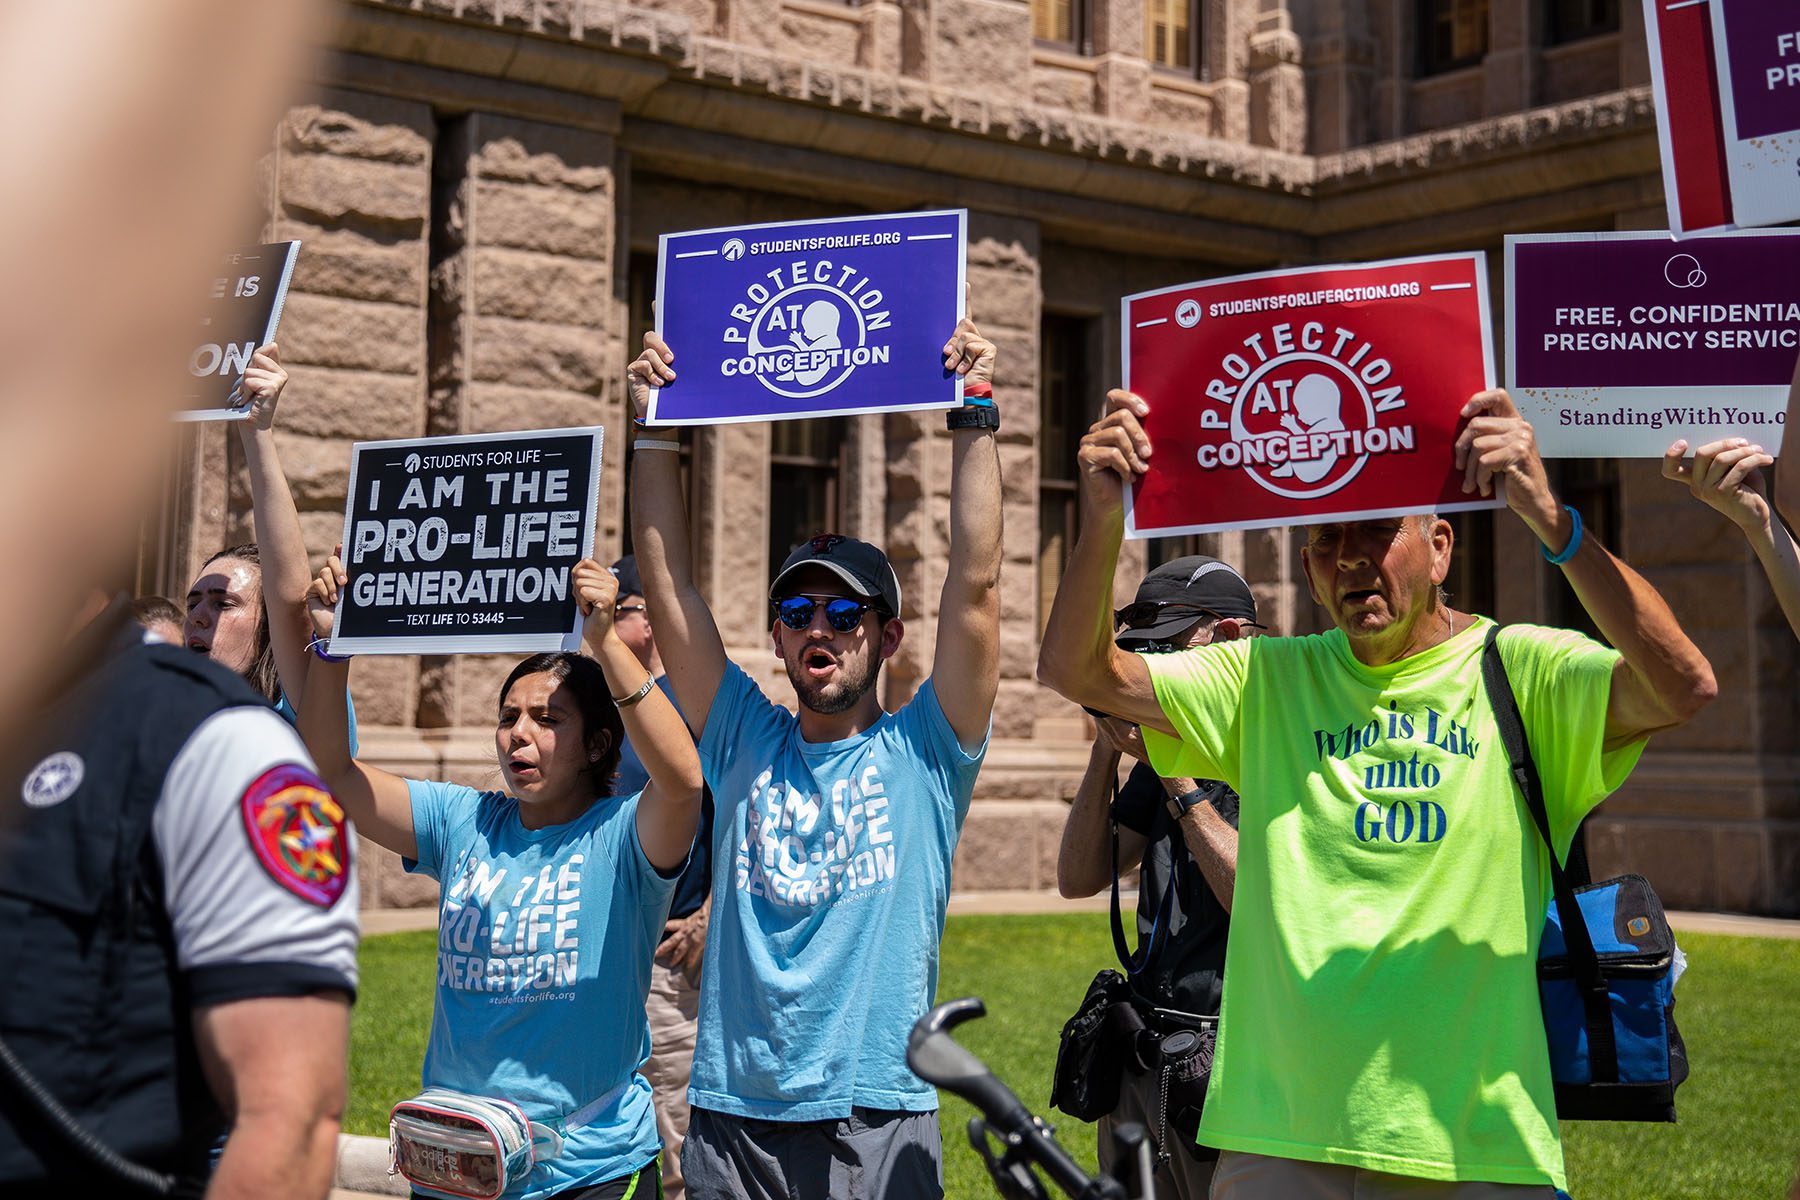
[623,317,1002,1200]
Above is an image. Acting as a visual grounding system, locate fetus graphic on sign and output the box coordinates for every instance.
[770,301,845,387]
[1269,374,1347,485]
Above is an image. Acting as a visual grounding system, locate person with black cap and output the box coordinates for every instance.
[608,553,714,1200]
[623,315,1000,1200]
[1055,555,1262,1199]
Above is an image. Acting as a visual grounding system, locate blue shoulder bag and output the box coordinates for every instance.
[1480,627,1689,1122]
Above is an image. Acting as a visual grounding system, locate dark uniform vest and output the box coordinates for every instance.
[0,623,269,1188]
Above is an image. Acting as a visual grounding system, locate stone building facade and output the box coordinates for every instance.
[147,0,1798,914]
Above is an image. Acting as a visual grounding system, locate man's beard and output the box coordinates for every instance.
[786,651,881,715]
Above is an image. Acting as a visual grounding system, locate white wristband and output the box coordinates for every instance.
[634,438,681,452]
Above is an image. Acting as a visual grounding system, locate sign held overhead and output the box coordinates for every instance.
[329,426,604,656]
[1123,254,1501,538]
[650,210,967,425]
[179,241,300,421]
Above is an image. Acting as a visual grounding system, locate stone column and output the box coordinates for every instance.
[1365,0,1412,144]
[1481,0,1534,116]
[1247,6,1306,152]
[927,0,1030,88]
[1619,0,1650,89]
[899,0,932,78]
[881,214,1040,716]
[844,413,890,545]
[1209,0,1255,84]
[262,87,435,909]
[417,110,623,738]
[863,0,904,75]
[976,216,1046,743]
[1298,0,1377,153]
[708,422,778,692]
[723,0,784,50]
[1090,0,1150,123]
[263,87,434,733]
[938,213,1048,892]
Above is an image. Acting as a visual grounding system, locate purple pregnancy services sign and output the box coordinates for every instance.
[1709,0,1800,231]
[648,210,967,425]
[1505,230,1800,456]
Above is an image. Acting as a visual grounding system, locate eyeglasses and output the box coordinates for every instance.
[1113,602,1217,631]
[774,595,884,632]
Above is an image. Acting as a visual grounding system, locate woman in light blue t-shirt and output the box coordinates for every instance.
[297,556,703,1200]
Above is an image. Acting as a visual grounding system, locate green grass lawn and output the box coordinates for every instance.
[350,916,1800,1199]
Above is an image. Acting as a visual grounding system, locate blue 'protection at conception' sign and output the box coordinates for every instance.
[650,209,967,425]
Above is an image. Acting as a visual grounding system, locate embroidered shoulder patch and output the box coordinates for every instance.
[240,763,350,908]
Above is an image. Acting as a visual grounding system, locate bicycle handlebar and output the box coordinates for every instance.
[907,998,1127,1200]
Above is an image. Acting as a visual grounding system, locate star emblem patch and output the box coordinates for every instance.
[21,751,84,809]
[240,763,350,907]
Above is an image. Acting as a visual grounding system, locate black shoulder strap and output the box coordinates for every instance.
[1479,625,1620,1083]
[1109,778,1175,978]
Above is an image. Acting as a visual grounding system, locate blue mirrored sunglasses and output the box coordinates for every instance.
[774,595,882,632]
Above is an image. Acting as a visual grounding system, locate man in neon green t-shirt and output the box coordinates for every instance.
[1038,387,1715,1198]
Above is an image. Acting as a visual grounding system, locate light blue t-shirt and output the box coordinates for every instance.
[275,687,358,758]
[690,663,987,1120]
[405,781,677,1196]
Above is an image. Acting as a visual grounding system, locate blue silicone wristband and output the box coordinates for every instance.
[1541,504,1583,565]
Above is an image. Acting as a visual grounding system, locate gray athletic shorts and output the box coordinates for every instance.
[682,1106,942,1200]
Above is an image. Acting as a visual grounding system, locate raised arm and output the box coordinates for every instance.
[627,333,729,741]
[573,559,702,873]
[1663,438,1800,639]
[930,319,1002,749]
[1455,390,1716,744]
[235,343,318,710]
[1057,721,1147,900]
[1036,390,1171,734]
[294,556,418,858]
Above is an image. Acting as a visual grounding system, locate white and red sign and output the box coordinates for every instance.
[1644,0,1800,236]
[1122,255,1501,538]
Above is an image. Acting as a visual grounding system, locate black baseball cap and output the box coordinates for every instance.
[609,555,643,600]
[1115,555,1261,648]
[770,533,902,617]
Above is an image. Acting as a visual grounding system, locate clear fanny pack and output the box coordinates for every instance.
[389,1083,623,1200]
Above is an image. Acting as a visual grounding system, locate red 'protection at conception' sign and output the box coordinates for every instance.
[1123,254,1502,539]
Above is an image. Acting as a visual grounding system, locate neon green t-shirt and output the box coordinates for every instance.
[1142,617,1646,1189]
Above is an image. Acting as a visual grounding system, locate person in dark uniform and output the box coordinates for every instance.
[0,594,359,1199]
[1056,556,1262,1199]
